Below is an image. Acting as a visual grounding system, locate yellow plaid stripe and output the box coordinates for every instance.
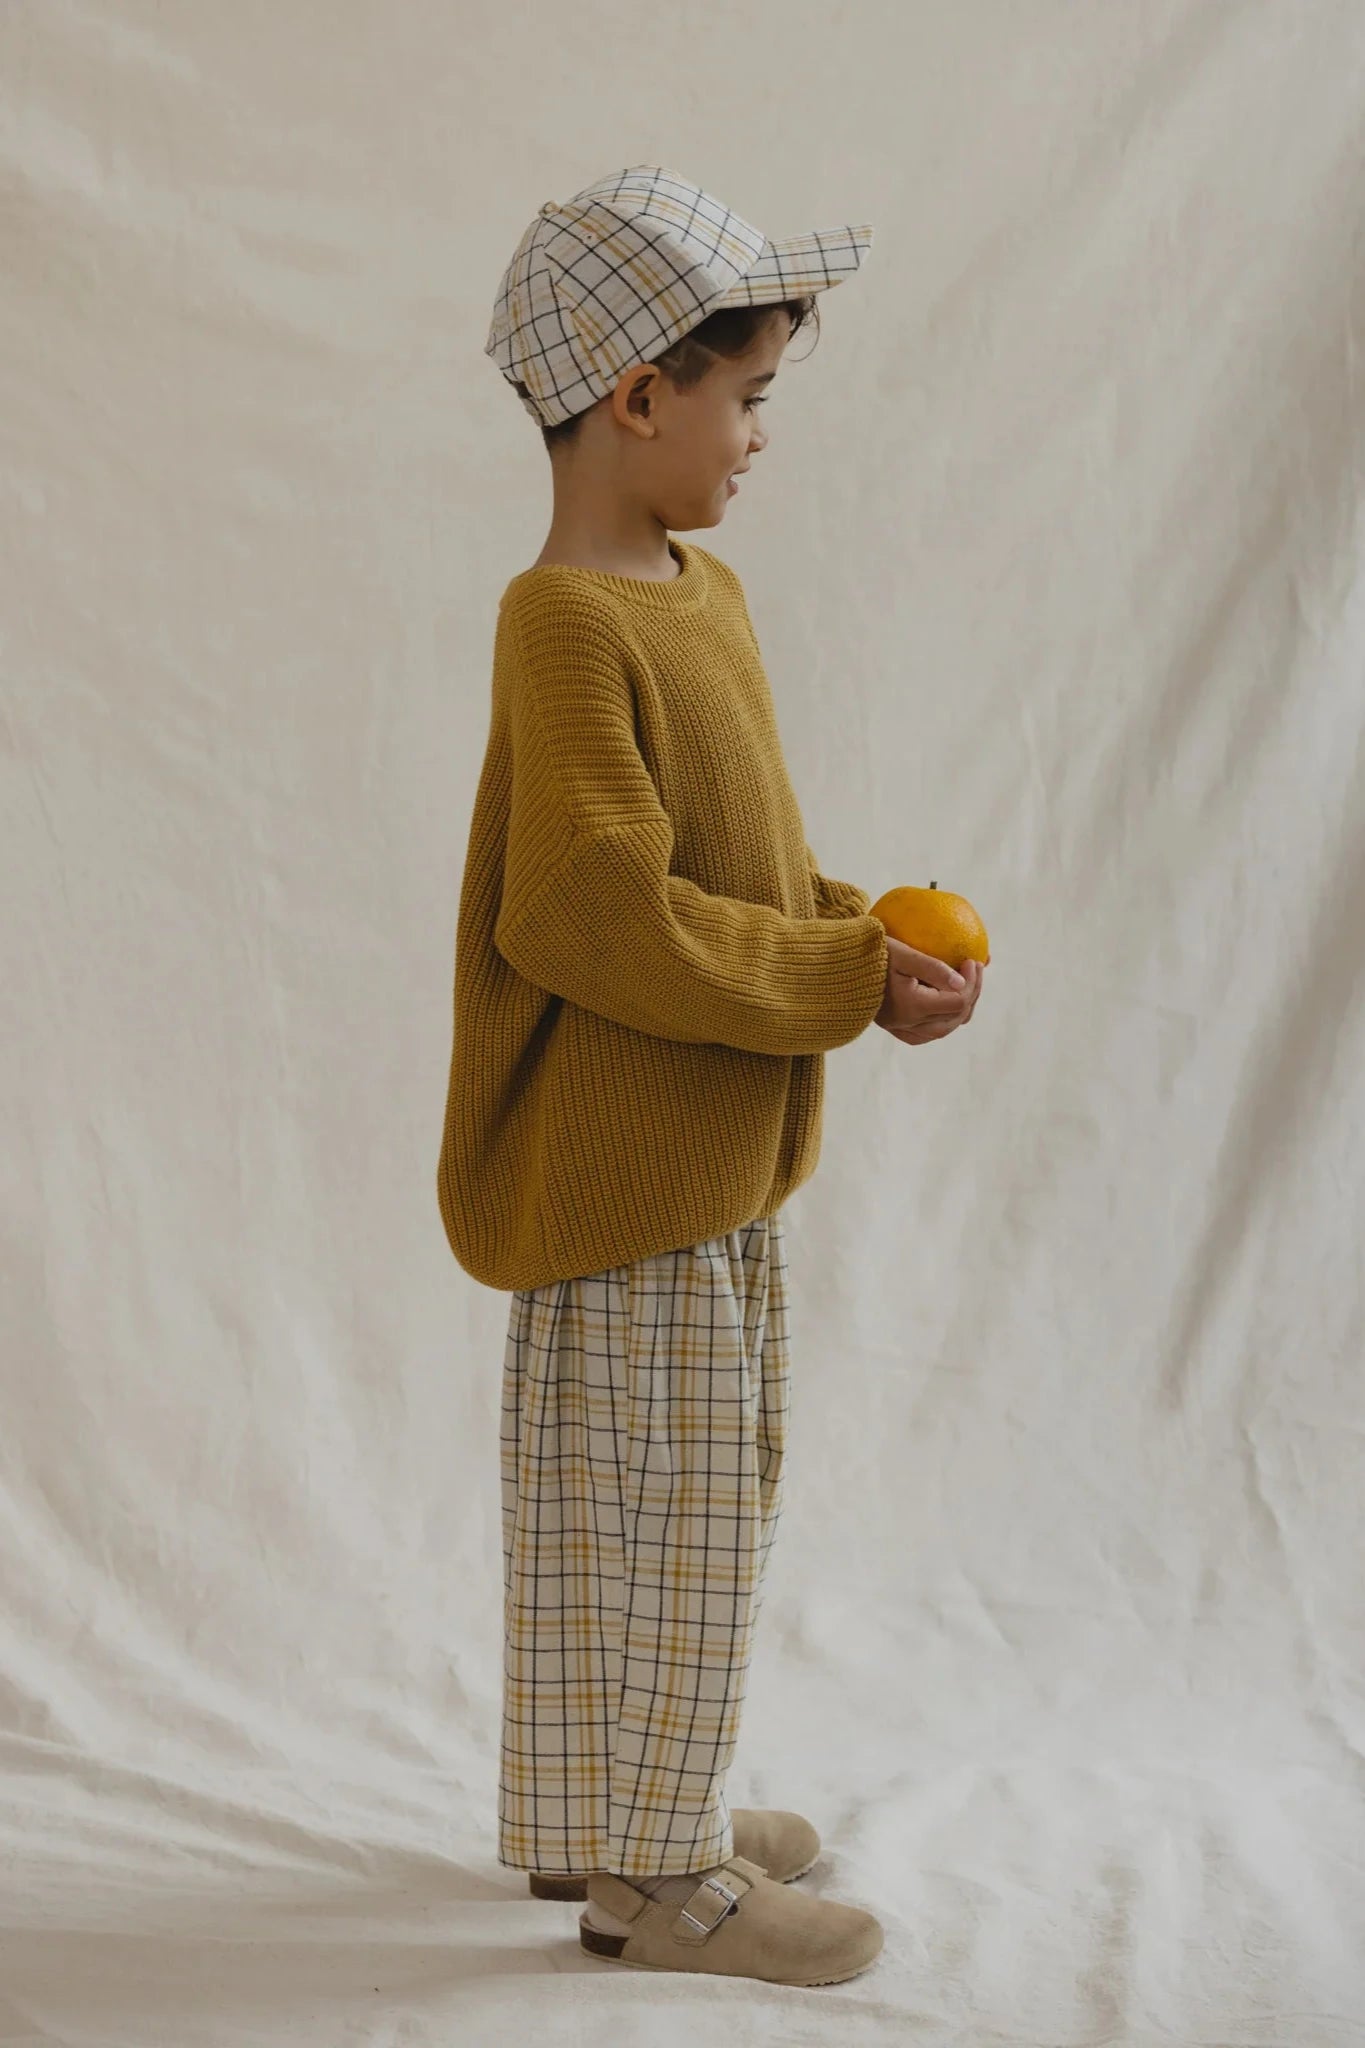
[497,1212,790,1879]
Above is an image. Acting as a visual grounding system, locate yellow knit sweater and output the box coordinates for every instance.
[436,536,889,1291]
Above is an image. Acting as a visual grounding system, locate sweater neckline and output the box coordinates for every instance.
[510,538,708,611]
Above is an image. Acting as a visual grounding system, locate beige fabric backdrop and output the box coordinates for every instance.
[4,2,1364,2041]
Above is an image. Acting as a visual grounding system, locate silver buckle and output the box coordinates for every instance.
[678,1874,739,1935]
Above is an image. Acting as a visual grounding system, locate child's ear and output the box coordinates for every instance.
[611,365,663,437]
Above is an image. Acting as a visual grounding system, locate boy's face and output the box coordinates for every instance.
[608,310,788,533]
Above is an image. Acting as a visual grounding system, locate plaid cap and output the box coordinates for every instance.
[486,164,874,429]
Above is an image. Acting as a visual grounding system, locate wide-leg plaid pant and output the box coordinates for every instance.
[497,1211,790,1880]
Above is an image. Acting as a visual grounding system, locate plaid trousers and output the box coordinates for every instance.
[497,1211,791,1879]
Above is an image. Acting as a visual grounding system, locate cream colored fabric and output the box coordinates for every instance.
[4,3,1364,2043]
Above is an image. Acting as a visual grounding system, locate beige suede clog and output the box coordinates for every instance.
[578,1854,884,1986]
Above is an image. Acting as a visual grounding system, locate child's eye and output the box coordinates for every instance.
[743,396,768,413]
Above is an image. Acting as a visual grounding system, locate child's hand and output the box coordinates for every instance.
[874,936,984,1046]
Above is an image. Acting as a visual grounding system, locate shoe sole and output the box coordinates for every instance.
[577,1915,877,1985]
[529,1851,819,1902]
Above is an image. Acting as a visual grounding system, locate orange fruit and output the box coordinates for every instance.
[867,880,990,968]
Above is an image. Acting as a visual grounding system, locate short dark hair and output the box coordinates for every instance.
[514,294,822,453]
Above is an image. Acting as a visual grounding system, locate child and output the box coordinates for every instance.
[436,165,983,1987]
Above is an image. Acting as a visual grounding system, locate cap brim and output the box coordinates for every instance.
[710,222,873,308]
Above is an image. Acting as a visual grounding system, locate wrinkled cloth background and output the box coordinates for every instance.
[4,3,1364,2043]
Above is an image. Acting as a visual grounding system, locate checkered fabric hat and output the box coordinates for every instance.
[487,164,874,429]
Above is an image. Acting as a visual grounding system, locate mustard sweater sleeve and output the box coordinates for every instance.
[493,592,888,1057]
[806,843,873,921]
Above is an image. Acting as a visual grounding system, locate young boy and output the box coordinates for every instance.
[436,166,984,1987]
